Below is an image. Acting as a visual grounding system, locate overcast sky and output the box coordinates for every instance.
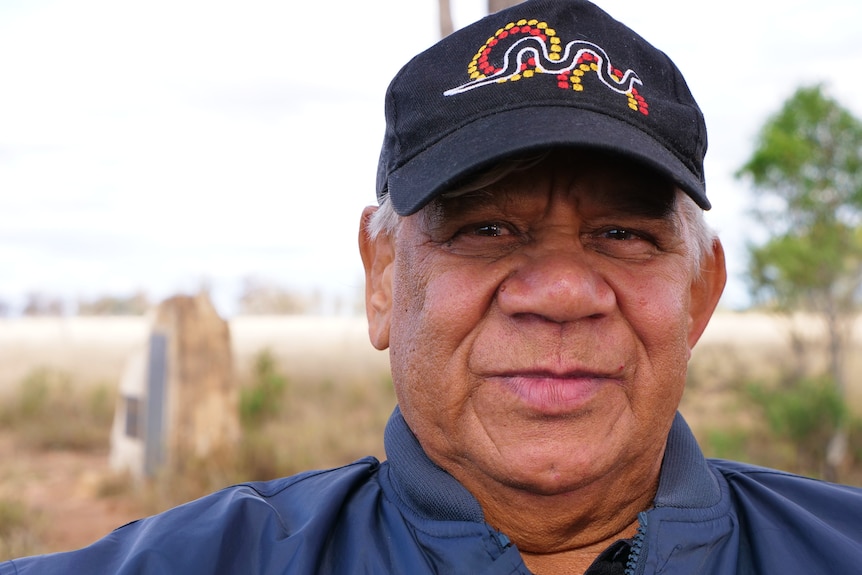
[2,0,861,316]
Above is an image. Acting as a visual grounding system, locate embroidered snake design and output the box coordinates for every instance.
[443,19,648,115]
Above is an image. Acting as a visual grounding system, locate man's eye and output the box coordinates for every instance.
[473,223,511,237]
[588,226,661,260]
[603,228,639,241]
[442,221,523,257]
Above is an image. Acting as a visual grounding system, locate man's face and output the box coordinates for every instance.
[362,152,724,500]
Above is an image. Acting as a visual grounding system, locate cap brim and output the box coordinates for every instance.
[386,105,709,215]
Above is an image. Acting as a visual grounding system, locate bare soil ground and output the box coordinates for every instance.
[0,431,144,554]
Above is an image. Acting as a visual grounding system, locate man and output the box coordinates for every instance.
[3,0,861,573]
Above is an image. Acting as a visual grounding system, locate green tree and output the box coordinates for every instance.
[737,84,862,480]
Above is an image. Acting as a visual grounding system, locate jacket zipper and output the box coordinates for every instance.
[495,531,512,551]
[624,512,648,575]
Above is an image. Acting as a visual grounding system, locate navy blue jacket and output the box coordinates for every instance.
[3,408,861,574]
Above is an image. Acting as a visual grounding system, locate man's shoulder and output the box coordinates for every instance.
[706,458,862,569]
[710,457,862,500]
[208,455,385,523]
[238,455,383,499]
[151,455,385,531]
[709,458,862,544]
[0,457,385,575]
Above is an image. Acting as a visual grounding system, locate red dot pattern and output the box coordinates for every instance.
[465,18,649,116]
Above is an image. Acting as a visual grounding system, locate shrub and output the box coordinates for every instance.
[747,376,847,474]
[0,368,116,452]
[239,350,289,427]
[702,428,750,461]
[0,498,43,561]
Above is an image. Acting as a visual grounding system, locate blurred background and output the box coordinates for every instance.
[1,0,862,560]
[2,0,861,315]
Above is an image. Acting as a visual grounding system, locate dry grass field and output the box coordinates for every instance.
[0,311,860,560]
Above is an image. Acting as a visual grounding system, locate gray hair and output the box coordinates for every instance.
[367,161,717,277]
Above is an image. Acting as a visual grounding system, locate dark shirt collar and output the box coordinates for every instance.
[383,406,486,522]
[654,412,722,509]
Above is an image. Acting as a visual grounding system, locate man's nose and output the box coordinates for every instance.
[496,243,616,324]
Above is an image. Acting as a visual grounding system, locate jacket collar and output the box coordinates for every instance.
[654,412,722,508]
[383,406,486,523]
[383,407,721,522]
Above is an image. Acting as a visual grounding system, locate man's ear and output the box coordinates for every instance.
[687,238,727,349]
[359,206,394,350]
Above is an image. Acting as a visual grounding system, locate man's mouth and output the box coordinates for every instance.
[488,369,618,415]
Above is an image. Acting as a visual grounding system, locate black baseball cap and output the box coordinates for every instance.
[376,0,709,215]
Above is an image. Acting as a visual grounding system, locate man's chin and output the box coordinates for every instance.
[474,450,620,498]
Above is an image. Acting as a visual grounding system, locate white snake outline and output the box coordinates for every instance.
[443,36,643,97]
